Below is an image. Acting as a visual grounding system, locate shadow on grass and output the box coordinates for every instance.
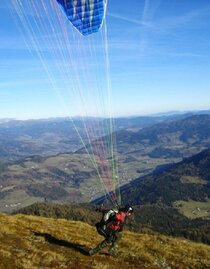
[34,232,90,256]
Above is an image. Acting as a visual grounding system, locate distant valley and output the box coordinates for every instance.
[1,113,210,214]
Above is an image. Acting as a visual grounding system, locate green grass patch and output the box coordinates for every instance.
[180,176,208,185]
[0,189,43,213]
[173,199,210,219]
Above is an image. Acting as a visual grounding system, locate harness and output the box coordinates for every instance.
[96,209,118,236]
[96,209,127,237]
[110,212,126,230]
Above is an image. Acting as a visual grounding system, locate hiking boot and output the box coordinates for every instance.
[89,249,96,256]
[89,240,109,256]
[108,247,117,256]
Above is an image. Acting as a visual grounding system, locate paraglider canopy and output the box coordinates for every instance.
[56,0,107,35]
[11,0,121,207]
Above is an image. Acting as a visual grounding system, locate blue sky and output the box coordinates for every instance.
[0,0,210,119]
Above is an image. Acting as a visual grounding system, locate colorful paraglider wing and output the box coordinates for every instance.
[56,0,107,35]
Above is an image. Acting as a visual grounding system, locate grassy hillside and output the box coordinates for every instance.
[0,214,210,269]
[16,202,210,245]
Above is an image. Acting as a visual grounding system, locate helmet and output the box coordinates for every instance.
[122,204,133,214]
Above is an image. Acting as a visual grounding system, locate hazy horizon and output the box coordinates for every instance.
[0,108,209,122]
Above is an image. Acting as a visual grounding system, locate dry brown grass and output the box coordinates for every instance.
[0,213,210,269]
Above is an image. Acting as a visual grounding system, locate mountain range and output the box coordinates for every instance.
[1,112,208,161]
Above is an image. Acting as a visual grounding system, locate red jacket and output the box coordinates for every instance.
[110,211,129,231]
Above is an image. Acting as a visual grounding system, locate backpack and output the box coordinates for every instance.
[96,208,118,237]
